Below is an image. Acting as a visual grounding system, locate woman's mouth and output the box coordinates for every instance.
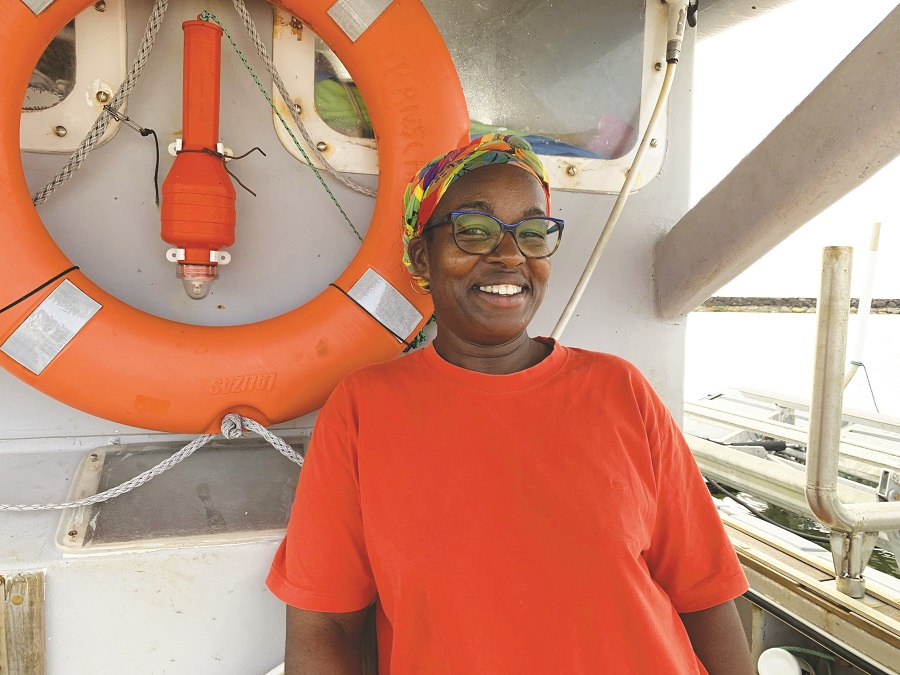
[476,284,524,296]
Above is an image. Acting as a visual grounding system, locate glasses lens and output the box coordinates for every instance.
[516,218,560,258]
[452,213,502,254]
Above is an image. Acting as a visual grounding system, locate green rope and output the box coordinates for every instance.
[199,11,363,242]
[780,645,834,675]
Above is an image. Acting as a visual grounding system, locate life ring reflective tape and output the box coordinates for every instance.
[0,0,468,433]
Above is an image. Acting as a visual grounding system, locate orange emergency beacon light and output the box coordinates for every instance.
[160,18,236,300]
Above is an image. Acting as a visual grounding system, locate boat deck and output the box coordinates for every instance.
[722,512,900,674]
[685,387,900,483]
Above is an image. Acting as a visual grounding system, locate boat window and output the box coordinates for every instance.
[271,0,668,192]
[56,439,304,553]
[24,21,77,112]
[425,0,644,161]
[19,0,126,154]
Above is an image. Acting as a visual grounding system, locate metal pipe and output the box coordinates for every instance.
[806,247,900,534]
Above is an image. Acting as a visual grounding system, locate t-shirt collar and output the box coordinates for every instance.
[419,337,568,393]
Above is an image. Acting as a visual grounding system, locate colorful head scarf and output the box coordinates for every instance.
[402,134,550,289]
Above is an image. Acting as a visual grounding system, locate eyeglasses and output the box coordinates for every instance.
[422,210,565,259]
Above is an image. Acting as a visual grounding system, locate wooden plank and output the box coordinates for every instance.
[730,534,900,644]
[0,572,45,675]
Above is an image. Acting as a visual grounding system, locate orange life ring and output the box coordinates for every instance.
[0,0,468,433]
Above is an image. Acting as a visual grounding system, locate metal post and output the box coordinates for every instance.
[807,247,888,598]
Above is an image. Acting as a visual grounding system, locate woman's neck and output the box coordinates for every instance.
[431,332,551,374]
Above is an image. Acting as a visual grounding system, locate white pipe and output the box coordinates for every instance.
[551,0,690,340]
[806,247,900,534]
[844,222,881,388]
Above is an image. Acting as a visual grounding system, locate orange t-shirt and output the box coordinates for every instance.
[267,340,748,674]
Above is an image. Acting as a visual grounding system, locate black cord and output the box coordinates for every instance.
[142,128,161,207]
[850,360,880,413]
[0,266,80,315]
[103,105,160,207]
[704,475,832,545]
[175,146,266,197]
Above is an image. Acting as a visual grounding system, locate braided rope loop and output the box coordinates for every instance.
[32,0,170,206]
[0,415,301,511]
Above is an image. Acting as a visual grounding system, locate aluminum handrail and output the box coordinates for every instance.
[806,247,900,533]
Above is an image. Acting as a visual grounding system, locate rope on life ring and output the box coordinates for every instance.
[0,0,469,433]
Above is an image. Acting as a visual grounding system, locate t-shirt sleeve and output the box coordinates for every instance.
[634,370,749,613]
[266,382,377,612]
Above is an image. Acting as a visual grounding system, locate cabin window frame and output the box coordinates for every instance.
[19,0,127,154]
[270,0,669,194]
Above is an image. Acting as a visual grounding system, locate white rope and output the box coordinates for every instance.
[0,414,302,512]
[31,0,170,206]
[230,0,377,198]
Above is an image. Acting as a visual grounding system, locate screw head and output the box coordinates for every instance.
[96,90,110,104]
[89,453,99,461]
[566,165,578,177]
[655,62,663,71]
[649,138,659,148]
[293,103,302,114]
[316,141,328,152]
[67,530,78,538]
[54,125,68,137]
[94,0,106,11]
[290,17,302,30]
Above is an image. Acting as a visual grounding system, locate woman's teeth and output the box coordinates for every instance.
[478,284,523,296]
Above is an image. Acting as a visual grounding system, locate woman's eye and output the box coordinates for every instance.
[457,227,491,238]
[519,230,546,240]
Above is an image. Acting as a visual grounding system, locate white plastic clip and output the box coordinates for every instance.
[166,248,186,263]
[210,250,232,265]
[167,138,183,157]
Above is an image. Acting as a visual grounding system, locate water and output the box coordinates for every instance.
[686,312,900,417]
[687,312,900,577]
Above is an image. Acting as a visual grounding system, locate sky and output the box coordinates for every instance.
[691,0,899,299]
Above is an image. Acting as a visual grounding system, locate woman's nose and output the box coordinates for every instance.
[486,231,525,263]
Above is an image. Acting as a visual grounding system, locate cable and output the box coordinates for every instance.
[552,0,694,340]
[103,105,161,206]
[550,62,677,339]
[0,266,80,316]
[175,146,266,197]
[850,360,880,413]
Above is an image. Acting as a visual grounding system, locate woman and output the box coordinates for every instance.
[267,134,753,674]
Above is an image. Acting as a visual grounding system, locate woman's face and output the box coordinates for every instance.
[408,163,551,347]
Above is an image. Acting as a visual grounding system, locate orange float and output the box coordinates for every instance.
[0,0,469,433]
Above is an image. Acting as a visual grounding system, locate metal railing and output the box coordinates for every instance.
[806,246,900,598]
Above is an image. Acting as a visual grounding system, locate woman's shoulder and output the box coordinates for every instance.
[339,346,430,389]
[559,342,643,375]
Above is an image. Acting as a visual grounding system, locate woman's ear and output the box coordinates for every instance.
[407,236,431,285]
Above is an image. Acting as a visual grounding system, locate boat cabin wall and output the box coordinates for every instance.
[5,0,693,448]
[1,2,694,672]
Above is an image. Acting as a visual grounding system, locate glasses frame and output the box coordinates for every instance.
[421,210,565,259]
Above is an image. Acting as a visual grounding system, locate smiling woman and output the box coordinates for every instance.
[408,162,555,371]
[266,135,755,675]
